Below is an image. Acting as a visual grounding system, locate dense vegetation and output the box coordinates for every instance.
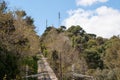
[0,1,40,80]
[1,0,120,80]
[40,26,120,80]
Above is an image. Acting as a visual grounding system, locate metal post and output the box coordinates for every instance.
[59,52,62,80]
[72,64,75,80]
[58,12,61,27]
[26,65,28,80]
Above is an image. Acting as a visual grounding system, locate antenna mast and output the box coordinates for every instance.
[58,12,61,27]
[46,19,48,28]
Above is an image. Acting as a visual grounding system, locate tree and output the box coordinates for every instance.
[15,10,26,18]
[83,49,104,69]
[52,50,59,61]
[0,1,40,79]
[24,16,34,26]
[57,26,66,33]
[0,0,7,13]
[96,37,105,45]
[0,44,20,80]
[67,25,85,36]
[87,39,97,48]
[104,36,120,69]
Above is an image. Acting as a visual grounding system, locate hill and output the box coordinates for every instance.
[40,25,120,80]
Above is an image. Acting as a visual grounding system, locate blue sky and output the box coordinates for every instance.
[5,0,120,38]
[6,0,76,35]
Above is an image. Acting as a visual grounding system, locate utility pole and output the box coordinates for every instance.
[58,12,61,27]
[72,64,75,80]
[59,52,62,80]
[26,65,28,80]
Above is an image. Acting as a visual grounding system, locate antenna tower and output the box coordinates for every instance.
[46,19,48,28]
[58,12,61,27]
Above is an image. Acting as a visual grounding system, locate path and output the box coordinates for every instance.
[38,54,58,80]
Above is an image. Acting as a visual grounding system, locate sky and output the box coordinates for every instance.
[5,0,120,38]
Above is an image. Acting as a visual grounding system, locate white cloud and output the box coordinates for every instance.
[63,6,120,38]
[76,0,108,6]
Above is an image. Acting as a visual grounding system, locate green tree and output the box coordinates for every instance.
[87,39,97,48]
[24,16,34,26]
[67,25,85,36]
[104,36,120,69]
[84,49,103,69]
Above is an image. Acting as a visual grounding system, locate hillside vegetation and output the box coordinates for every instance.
[40,26,120,80]
[0,0,120,80]
[0,1,40,80]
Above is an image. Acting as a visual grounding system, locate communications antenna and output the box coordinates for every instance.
[58,12,61,27]
[46,19,48,28]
